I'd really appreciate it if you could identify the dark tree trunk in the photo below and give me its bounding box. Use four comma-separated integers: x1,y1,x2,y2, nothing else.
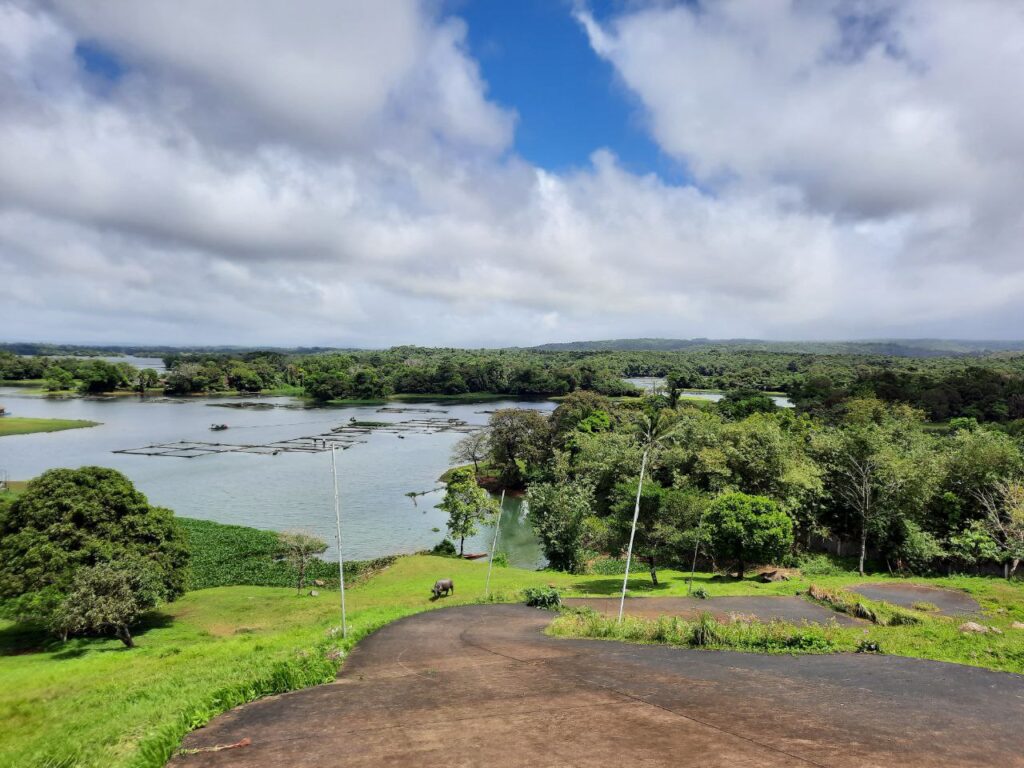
647,556,658,586
116,625,134,648
459,536,465,556
737,560,745,580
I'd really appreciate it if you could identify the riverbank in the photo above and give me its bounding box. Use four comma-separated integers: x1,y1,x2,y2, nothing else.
0,417,98,437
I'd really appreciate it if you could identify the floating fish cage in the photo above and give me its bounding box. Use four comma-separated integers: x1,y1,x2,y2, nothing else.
113,417,480,459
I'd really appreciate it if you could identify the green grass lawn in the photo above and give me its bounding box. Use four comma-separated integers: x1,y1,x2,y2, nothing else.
0,417,98,437
1,547,1022,768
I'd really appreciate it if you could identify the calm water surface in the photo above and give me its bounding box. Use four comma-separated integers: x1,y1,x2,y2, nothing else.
625,377,793,407
0,391,552,567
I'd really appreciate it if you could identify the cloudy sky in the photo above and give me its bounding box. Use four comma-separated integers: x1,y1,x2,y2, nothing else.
1,0,1022,347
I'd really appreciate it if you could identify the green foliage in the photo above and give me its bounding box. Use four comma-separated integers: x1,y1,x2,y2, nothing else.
716,388,779,419
797,554,857,576
692,586,710,599
523,586,561,608
436,468,498,555
550,611,839,655
178,517,391,589
488,408,552,486
0,468,188,629
704,492,794,578
52,560,165,647
430,538,458,557
492,551,509,568
526,479,594,573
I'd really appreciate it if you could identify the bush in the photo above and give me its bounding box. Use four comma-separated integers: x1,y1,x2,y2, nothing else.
0,467,188,630
704,492,794,579
692,586,710,600
430,538,458,558
492,551,509,568
523,586,561,609
798,553,856,576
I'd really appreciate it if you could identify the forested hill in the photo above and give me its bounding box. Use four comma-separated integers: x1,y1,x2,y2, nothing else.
533,338,1024,356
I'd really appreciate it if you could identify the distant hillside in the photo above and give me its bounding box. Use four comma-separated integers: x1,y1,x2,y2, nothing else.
532,338,1024,357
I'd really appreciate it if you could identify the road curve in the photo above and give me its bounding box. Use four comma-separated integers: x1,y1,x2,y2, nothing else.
173,604,1024,767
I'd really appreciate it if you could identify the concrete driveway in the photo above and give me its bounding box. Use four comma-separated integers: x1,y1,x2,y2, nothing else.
173,603,1024,767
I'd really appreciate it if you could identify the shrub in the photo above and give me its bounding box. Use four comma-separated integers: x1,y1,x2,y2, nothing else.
689,612,722,646
856,639,882,653
798,553,856,576
492,551,509,568
523,586,561,609
692,586,710,600
430,538,458,557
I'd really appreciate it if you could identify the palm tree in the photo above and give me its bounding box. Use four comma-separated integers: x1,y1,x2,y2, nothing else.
618,408,681,622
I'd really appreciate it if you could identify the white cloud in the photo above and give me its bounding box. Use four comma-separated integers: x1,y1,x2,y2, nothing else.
0,0,1022,346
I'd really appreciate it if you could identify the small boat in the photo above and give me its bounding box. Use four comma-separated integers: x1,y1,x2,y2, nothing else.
210,423,229,431
462,552,488,560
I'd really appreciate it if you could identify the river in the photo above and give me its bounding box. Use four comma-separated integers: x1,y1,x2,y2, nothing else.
0,390,552,568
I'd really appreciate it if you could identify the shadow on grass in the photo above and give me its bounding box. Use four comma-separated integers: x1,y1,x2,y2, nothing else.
0,610,175,657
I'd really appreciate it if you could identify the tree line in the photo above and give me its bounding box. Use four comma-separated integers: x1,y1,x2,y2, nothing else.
446,392,1024,581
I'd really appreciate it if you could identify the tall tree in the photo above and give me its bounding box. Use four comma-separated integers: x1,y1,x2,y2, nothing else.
276,531,328,594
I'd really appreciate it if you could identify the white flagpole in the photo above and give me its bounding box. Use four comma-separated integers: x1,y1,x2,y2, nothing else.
331,445,347,638
485,489,506,598
618,448,648,623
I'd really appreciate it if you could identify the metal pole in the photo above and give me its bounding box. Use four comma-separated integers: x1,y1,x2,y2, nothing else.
485,489,506,598
331,446,347,638
686,507,706,596
618,447,649,623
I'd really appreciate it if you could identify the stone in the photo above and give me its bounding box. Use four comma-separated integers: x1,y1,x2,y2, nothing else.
313,579,326,587
959,621,989,633
759,569,795,583
309,589,320,597
1011,621,1024,630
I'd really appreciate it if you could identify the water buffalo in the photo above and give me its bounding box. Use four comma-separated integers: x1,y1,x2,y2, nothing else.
431,579,454,599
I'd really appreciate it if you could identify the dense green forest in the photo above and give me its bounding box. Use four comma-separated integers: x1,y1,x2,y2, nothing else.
4,344,1024,427
464,392,1024,580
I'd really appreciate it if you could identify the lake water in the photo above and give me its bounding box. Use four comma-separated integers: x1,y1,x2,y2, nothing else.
624,377,793,407
0,390,553,568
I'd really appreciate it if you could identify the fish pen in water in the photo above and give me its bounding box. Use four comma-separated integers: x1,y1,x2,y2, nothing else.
113,417,480,459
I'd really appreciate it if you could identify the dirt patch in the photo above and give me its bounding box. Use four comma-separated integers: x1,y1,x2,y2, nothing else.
851,583,980,617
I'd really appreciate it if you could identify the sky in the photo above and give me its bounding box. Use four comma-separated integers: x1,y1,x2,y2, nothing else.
1,0,1023,348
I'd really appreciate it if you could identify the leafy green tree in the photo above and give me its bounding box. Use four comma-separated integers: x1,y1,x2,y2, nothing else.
436,468,498,555
135,368,161,393
601,482,704,584
946,520,999,572
550,391,613,447
526,479,594,573
977,479,1024,578
51,559,165,647
77,359,128,393
704,492,793,578
716,389,779,420
0,467,188,627
276,531,328,594
488,409,551,487
44,367,74,391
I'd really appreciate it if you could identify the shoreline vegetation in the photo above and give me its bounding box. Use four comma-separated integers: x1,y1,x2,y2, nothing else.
0,416,99,437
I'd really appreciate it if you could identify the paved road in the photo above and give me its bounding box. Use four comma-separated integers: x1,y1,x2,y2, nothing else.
174,604,1024,767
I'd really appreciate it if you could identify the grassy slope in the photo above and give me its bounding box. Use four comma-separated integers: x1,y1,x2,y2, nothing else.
0,417,98,437
0,556,576,768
